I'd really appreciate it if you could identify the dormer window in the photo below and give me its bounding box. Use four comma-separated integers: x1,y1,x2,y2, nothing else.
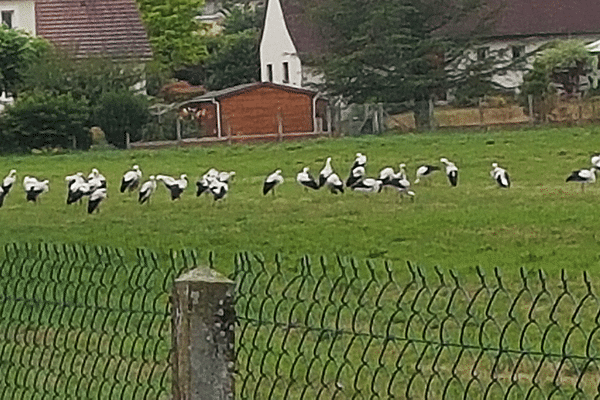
267,64,273,82
282,62,289,83
2,10,13,28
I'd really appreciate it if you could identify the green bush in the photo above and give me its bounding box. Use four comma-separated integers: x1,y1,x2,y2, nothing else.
0,92,91,152
93,91,150,149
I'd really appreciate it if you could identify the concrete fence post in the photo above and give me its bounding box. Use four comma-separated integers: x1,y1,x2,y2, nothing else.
172,267,236,400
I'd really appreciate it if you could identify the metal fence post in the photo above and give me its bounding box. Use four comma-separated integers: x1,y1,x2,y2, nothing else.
172,267,236,400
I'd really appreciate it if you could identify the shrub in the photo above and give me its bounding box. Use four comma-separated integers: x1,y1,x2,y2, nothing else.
0,92,91,152
93,91,150,149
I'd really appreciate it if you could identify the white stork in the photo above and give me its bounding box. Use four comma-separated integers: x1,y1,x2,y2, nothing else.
351,178,383,194
490,163,510,188
65,172,85,190
209,179,228,201
87,188,107,214
351,153,367,170
263,170,284,195
566,167,596,192
67,180,91,205
217,171,236,184
23,176,49,202
318,157,333,188
157,174,188,200
346,166,365,188
120,165,142,193
2,169,16,193
415,164,440,183
325,173,344,194
138,176,157,204
297,167,319,190
0,169,16,207
440,158,458,187
87,168,107,191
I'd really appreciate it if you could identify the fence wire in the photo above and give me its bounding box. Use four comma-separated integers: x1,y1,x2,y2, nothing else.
232,253,600,399
0,243,199,400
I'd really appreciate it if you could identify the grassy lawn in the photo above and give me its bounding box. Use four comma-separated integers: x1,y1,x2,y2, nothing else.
1,126,600,277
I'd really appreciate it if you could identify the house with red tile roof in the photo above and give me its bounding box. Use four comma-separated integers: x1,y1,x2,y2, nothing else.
260,0,600,93
0,0,152,109
0,0,152,60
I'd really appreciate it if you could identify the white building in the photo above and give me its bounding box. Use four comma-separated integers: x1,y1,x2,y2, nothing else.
260,0,600,94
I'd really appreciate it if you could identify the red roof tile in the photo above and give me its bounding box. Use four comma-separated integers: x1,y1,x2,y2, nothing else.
35,0,152,60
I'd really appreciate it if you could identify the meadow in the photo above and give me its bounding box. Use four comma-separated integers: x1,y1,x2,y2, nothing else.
1,126,600,278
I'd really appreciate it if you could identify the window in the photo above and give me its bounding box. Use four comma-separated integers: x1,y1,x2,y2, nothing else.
476,47,488,61
282,62,289,83
511,45,525,59
1,11,13,28
267,64,273,82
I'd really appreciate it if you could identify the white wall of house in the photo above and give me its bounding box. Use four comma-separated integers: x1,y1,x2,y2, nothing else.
260,0,302,87
475,36,600,93
0,0,36,34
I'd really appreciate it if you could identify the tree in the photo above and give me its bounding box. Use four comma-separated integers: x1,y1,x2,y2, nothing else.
93,91,150,149
308,0,499,127
522,40,595,99
0,25,48,97
1,92,91,152
175,2,262,89
136,0,208,73
19,49,146,107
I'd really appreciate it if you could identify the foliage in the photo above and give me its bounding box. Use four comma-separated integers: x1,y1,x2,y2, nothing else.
0,25,49,96
308,0,514,127
93,91,150,149
176,3,262,89
200,30,260,90
521,40,595,99
19,49,146,108
0,92,91,152
136,0,208,73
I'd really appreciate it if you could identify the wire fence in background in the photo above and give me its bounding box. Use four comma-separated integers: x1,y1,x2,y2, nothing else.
232,253,600,399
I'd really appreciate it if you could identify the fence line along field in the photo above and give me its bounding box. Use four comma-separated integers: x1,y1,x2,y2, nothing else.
1,126,600,276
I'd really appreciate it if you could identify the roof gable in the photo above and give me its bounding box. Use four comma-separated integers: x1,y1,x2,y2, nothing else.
35,0,153,60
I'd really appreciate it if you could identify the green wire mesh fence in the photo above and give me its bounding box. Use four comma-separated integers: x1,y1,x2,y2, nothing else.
232,253,600,400
0,243,200,400
3,242,600,399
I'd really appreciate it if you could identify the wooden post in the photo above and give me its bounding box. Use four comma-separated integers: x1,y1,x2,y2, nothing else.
528,94,534,126
172,267,236,400
176,118,182,142
428,99,435,131
326,104,332,135
478,97,485,129
125,132,130,149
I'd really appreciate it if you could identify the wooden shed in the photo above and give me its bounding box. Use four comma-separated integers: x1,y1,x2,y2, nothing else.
179,82,330,140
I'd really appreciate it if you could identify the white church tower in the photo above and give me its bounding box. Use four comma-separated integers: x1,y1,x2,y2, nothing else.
259,0,302,87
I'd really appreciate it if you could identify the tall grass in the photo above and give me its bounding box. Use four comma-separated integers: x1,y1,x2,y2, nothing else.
1,126,600,276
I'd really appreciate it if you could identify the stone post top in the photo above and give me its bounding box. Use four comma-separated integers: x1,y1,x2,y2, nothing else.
175,266,234,284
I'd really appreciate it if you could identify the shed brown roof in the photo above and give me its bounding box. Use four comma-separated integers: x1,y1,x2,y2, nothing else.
35,0,153,60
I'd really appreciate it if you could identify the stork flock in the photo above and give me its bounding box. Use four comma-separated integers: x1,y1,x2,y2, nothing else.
264,153,509,197
2,151,600,215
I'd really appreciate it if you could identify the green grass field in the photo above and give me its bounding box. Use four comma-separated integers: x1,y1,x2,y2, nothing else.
1,126,600,277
